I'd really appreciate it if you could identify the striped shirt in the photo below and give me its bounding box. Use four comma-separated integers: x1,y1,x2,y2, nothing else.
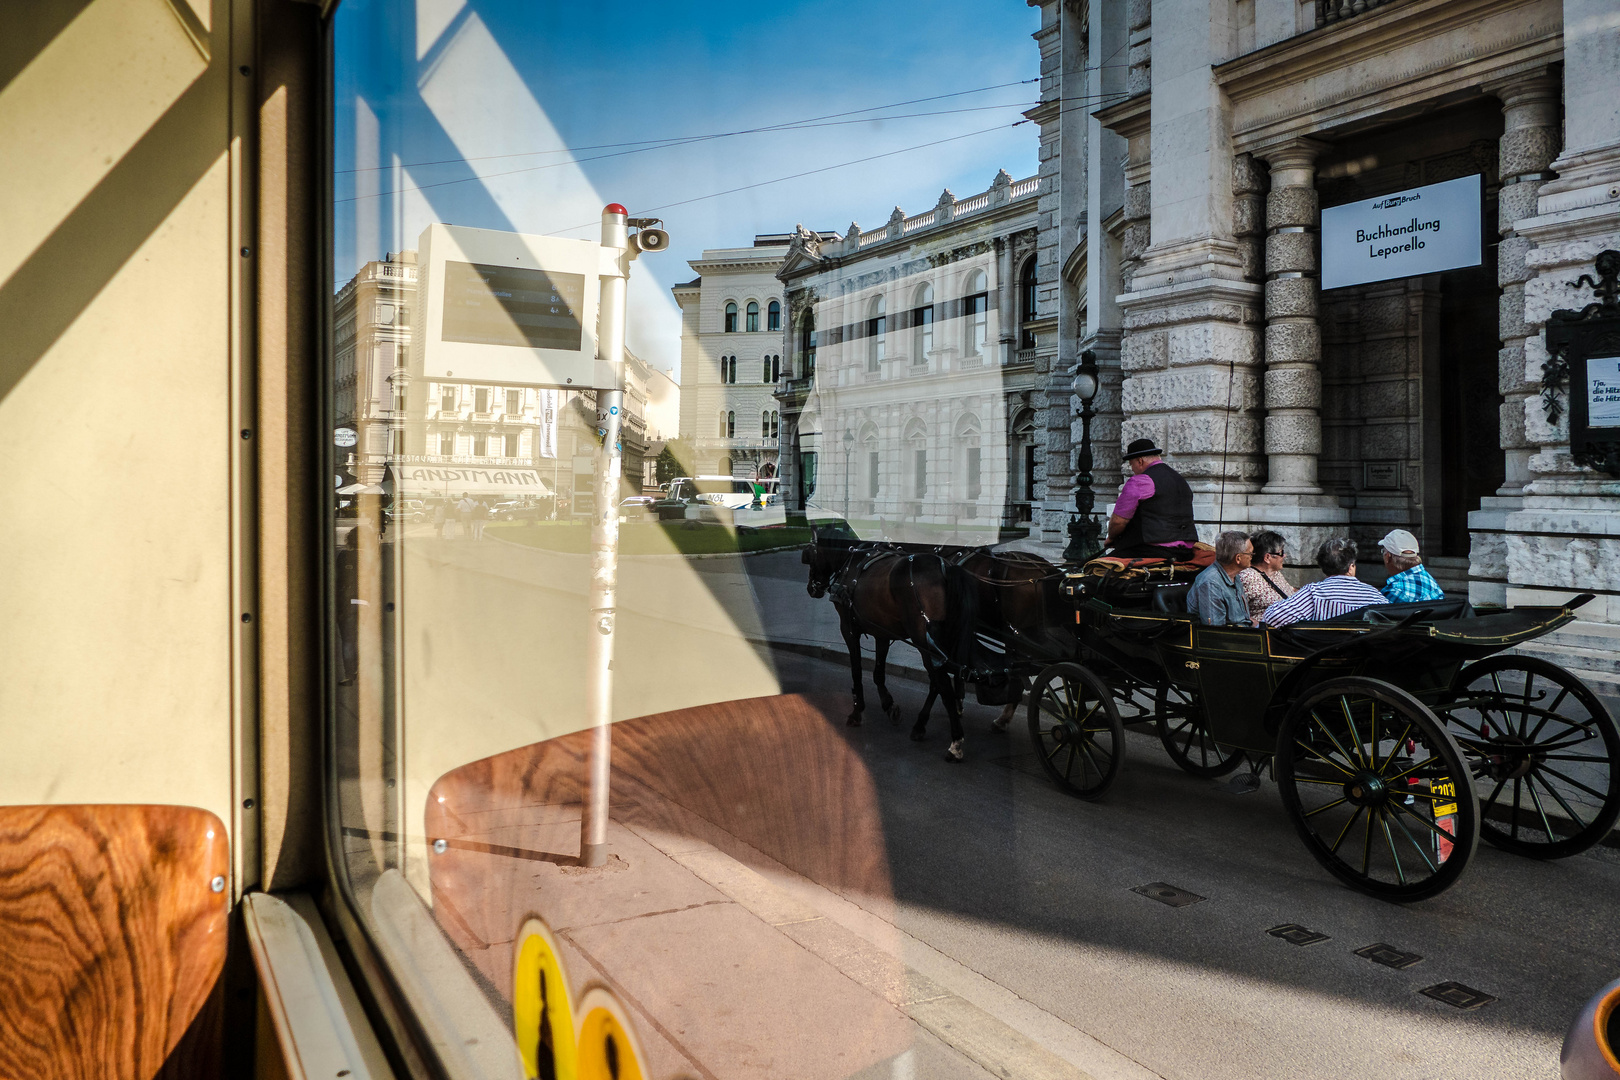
1260,574,1389,626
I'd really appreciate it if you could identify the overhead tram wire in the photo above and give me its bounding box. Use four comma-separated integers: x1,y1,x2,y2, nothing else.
336,75,1134,178
540,121,1034,238
335,87,1132,205
337,78,1044,175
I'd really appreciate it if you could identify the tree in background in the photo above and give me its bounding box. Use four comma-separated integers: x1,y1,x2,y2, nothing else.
655,439,695,485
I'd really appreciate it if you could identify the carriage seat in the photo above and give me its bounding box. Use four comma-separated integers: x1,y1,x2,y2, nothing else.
1151,582,1192,614
1319,597,1473,624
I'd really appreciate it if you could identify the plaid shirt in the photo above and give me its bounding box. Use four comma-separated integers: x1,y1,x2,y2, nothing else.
1382,564,1445,603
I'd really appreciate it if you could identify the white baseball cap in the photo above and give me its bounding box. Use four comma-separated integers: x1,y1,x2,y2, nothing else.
1379,529,1420,557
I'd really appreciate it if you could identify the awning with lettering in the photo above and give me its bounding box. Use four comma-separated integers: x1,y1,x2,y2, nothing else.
395,464,553,498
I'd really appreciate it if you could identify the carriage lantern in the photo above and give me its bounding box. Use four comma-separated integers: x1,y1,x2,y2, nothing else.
1063,349,1104,563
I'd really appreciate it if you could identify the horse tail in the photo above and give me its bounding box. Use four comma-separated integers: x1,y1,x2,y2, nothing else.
943,562,979,669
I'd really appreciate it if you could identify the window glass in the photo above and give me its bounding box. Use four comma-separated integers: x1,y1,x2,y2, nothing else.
328,6,1079,1079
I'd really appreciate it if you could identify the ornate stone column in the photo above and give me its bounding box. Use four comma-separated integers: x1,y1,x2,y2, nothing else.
1261,139,1327,495
1492,73,1561,495
1468,72,1560,606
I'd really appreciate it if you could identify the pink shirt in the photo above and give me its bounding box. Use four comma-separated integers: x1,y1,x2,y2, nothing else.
1113,470,1195,550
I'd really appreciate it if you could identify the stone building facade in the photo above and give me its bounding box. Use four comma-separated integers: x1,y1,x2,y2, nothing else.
1033,0,1620,678
672,240,791,480
774,171,1042,543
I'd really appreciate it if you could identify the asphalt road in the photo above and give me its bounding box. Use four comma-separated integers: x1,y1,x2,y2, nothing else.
368,534,1620,1079
731,549,1620,1080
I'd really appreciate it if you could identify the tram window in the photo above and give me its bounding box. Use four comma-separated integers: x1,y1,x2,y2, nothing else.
326,6,1116,1080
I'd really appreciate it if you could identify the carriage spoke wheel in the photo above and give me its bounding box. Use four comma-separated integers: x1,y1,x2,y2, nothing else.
1155,684,1244,778
1027,663,1125,800
1438,655,1620,859
1276,677,1478,902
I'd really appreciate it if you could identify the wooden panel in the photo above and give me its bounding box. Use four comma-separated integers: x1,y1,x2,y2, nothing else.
426,693,890,901
0,805,230,1080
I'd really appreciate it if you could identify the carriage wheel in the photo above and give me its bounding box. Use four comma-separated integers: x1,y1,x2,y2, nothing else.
1438,655,1620,859
1276,677,1478,902
1154,684,1245,778
1027,663,1125,800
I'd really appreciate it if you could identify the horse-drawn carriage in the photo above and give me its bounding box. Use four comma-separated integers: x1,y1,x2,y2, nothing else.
805,534,1620,901
1025,562,1620,900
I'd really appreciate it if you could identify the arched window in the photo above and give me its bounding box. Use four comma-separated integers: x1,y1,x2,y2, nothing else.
771,354,781,381
719,411,728,437
955,413,983,502
727,411,736,438
867,295,886,372
964,270,988,360
728,355,737,383
745,300,759,333
905,418,928,499
800,314,817,375
762,411,771,438
912,283,934,365
762,356,771,382
724,301,738,333
1019,256,1037,350
861,422,881,499
767,299,781,332
771,410,779,439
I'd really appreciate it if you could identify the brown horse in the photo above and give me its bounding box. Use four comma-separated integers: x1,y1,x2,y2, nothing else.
804,541,978,760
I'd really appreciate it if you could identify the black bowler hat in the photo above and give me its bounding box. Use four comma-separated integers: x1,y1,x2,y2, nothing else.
1123,438,1163,460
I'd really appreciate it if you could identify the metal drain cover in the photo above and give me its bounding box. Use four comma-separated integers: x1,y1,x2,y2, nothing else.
1420,982,1496,1010
1131,882,1206,907
1356,943,1423,969
1268,923,1330,946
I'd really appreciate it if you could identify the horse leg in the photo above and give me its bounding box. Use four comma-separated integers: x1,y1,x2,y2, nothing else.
840,610,866,726
872,637,900,724
992,678,1025,733
911,658,939,741
943,671,967,763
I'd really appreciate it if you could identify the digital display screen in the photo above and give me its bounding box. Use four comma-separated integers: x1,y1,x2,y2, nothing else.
440,260,584,351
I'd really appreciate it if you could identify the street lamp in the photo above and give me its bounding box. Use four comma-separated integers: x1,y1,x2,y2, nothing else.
843,428,855,518
1063,349,1103,564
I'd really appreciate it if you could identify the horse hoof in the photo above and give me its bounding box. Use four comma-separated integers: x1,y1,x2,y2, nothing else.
990,718,1011,733
945,740,965,763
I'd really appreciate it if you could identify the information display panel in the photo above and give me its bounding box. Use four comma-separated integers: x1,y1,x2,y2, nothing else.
414,223,616,388
1320,175,1483,290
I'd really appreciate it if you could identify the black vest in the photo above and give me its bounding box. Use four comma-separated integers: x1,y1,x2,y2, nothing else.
1114,462,1197,548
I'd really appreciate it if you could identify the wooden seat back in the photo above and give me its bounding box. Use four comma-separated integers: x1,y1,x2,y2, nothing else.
0,805,230,1080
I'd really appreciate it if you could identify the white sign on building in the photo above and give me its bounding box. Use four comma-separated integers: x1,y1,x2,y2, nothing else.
1587,356,1620,429
1320,174,1483,290
413,223,622,388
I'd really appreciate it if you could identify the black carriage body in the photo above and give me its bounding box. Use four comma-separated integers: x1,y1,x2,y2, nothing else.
1075,595,1582,755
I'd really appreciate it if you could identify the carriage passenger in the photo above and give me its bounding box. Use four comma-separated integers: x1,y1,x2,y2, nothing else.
1186,531,1255,625
1260,538,1388,626
1377,529,1445,602
1237,529,1295,620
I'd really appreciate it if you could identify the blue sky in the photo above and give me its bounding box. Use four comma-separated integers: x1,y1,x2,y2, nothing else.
333,0,1042,372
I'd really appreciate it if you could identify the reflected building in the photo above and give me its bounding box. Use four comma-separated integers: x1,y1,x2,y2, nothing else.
334,248,651,511
775,171,1042,543
673,239,792,479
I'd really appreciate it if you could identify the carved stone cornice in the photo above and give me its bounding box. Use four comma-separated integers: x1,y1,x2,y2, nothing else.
1213,0,1561,154
1023,100,1061,127
1093,92,1150,140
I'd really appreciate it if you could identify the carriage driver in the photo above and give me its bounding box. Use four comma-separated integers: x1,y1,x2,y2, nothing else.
1105,438,1200,560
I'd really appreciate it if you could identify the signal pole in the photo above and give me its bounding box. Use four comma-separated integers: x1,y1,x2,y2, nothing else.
580,204,629,868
